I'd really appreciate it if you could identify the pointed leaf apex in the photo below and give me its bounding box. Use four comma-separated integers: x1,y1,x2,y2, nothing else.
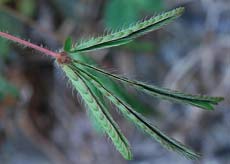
64,37,73,52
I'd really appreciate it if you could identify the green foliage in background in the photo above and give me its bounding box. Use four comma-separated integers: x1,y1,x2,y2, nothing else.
0,1,35,102
104,0,163,53
17,0,36,17
0,0,11,4
0,0,36,58
0,0,36,17
104,0,164,29
0,75,19,102
0,12,23,59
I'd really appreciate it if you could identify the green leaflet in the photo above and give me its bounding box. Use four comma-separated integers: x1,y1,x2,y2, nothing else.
64,37,73,52
74,64,200,159
68,52,113,132
61,64,132,160
72,7,184,52
72,60,224,110
69,53,154,115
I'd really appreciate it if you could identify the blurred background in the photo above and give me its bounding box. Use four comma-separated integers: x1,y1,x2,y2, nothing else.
0,0,229,164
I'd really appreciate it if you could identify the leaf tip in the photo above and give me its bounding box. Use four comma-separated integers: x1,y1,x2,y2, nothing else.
64,37,73,52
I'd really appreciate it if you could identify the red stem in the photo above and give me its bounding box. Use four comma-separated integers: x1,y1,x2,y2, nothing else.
0,31,61,58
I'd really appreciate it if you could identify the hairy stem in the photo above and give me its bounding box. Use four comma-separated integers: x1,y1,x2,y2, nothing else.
0,31,60,58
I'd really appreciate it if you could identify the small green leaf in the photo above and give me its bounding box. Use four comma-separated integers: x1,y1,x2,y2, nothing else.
72,7,184,52
64,37,72,52
72,60,224,111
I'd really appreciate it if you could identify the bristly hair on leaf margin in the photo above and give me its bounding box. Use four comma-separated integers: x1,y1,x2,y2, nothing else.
57,7,224,160
56,6,225,160
70,7,185,53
